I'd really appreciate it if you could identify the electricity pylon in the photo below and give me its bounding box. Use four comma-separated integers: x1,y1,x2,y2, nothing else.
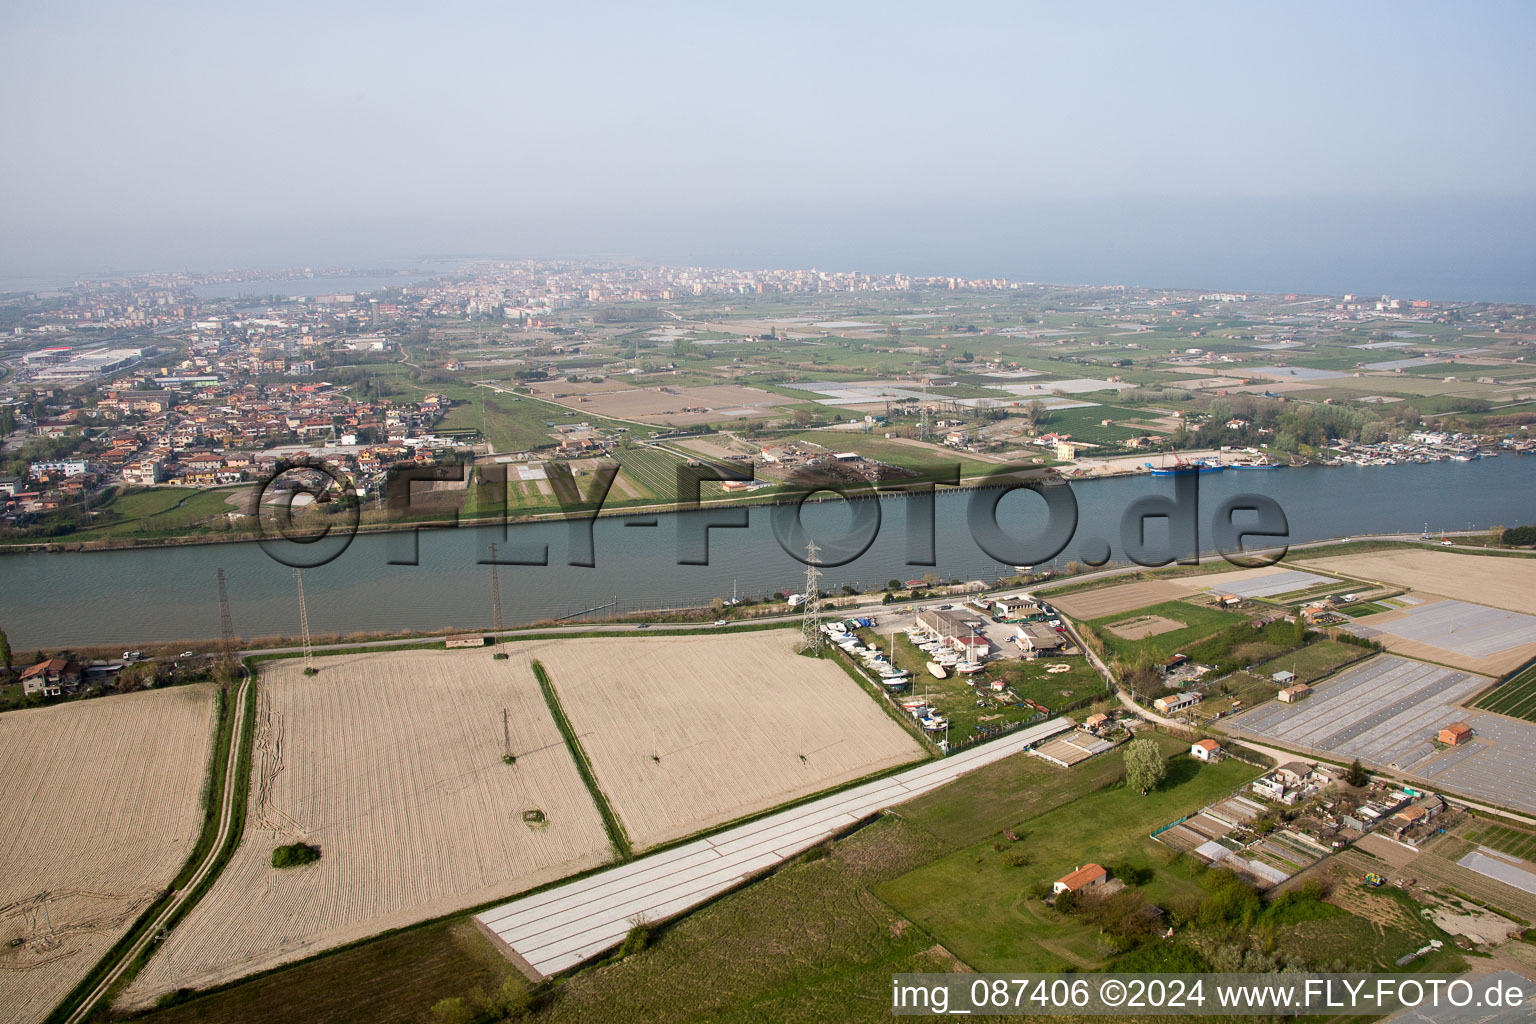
800,539,824,653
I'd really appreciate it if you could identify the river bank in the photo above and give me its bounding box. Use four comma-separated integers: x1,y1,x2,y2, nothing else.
6,445,1529,557
3,458,1533,649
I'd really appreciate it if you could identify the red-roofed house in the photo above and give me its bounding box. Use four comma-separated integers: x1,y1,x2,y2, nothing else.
1053,863,1108,895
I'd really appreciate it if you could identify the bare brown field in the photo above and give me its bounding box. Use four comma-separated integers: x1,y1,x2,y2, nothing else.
1050,580,1188,620
1298,550,1536,615
530,631,928,850
0,686,218,1024
536,384,790,424
1104,614,1185,640
124,650,610,1008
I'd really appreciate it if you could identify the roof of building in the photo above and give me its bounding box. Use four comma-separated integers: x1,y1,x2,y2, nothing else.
20,657,71,679
1193,739,1221,752
1056,863,1108,890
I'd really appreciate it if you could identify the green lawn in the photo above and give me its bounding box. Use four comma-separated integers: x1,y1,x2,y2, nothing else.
893,731,1189,848
874,755,1261,972
54,486,251,543
1088,600,1244,663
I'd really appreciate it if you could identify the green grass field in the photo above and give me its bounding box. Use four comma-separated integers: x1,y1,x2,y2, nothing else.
57,486,251,542
434,386,598,452
783,431,1003,479
1473,661,1536,722
1251,639,1370,685
1088,600,1244,663
135,919,518,1024
1340,601,1393,617
874,755,1260,972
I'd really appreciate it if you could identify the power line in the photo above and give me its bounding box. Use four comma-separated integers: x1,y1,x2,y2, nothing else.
295,568,314,673
489,543,505,655
216,567,237,659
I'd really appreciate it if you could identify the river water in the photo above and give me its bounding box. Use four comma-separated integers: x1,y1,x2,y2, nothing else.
3,459,1533,649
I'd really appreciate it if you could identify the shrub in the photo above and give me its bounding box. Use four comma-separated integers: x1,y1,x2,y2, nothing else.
429,997,475,1024
1197,869,1263,930
1107,860,1152,886
799,842,832,864
271,841,321,869
619,924,651,957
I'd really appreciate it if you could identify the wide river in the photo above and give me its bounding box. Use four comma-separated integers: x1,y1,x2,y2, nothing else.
3,459,1533,649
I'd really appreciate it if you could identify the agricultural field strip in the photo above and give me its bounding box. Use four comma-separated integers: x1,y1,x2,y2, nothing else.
474,717,1073,978
1351,600,1536,658
1296,551,1536,616
1171,566,1336,599
1477,673,1536,720
1229,656,1484,768
1455,850,1536,897
534,633,926,850
0,687,217,1024
1411,712,1536,817
124,650,612,1008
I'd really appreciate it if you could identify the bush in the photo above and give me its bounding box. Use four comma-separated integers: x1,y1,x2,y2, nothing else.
619,924,651,957
1197,869,1263,930
1107,860,1152,886
799,842,832,864
271,842,322,869
430,997,475,1024
430,977,534,1024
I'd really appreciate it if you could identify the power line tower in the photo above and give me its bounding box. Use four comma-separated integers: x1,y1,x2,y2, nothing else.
799,539,824,653
294,568,314,673
216,568,237,659
489,543,506,657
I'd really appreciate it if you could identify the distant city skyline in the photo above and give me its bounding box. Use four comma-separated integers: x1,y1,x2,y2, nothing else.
3,2,1534,300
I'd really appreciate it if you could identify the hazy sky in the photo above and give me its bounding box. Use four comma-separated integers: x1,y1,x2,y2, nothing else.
3,2,1534,296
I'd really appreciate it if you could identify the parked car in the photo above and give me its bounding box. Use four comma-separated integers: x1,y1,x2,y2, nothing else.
713,619,728,626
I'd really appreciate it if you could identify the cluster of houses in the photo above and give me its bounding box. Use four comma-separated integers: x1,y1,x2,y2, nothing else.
2,373,477,524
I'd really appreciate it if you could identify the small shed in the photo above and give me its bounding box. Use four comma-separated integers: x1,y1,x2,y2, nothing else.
1271,669,1297,684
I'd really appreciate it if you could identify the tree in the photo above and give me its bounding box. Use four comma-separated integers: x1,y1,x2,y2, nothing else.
0,627,10,675
1124,738,1167,795
1346,758,1368,787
